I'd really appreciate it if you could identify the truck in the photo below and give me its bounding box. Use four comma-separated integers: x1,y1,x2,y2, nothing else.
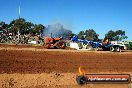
71,35,126,52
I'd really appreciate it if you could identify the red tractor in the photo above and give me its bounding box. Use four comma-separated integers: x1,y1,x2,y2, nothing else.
45,37,66,49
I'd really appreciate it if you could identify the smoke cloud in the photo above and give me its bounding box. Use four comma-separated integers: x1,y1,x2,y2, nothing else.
43,23,72,38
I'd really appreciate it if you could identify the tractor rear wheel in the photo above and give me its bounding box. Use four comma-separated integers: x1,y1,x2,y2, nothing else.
55,41,66,49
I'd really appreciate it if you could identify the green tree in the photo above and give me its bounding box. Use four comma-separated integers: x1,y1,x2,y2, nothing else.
33,24,45,35
85,29,99,41
0,21,8,31
8,18,45,35
78,30,85,39
24,22,34,34
78,29,99,41
104,30,115,41
104,30,128,41
8,18,26,34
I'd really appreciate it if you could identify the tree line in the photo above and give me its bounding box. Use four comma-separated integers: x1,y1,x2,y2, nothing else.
78,29,128,41
0,18,128,41
0,18,45,35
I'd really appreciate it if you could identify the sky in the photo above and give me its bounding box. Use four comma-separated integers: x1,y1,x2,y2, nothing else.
0,0,132,40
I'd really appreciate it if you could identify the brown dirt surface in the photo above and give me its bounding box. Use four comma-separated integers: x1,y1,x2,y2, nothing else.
0,44,132,88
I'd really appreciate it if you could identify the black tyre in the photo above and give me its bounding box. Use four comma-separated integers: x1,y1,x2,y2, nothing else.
115,46,121,52
110,46,114,52
55,40,66,49
110,45,121,52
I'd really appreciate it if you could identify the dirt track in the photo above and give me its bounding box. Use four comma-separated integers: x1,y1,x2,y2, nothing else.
0,44,132,88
